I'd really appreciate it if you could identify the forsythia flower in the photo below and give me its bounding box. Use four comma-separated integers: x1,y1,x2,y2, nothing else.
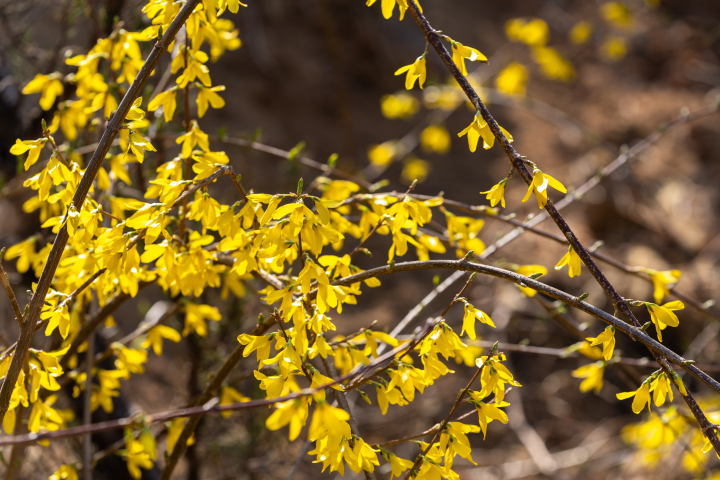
461,301,495,340
555,246,582,277
177,121,210,158
381,93,419,119
142,325,182,355
522,168,566,209
395,56,426,90
420,125,451,154
480,178,507,208
601,1,634,29
450,41,487,76
22,73,64,110
505,18,549,46
366,0,421,21
265,398,309,440
617,381,652,414
511,264,547,297
645,300,684,342
599,37,627,63
10,138,46,170
569,21,593,45
472,397,510,439
219,385,251,418
196,85,226,117
496,62,528,96
147,88,178,122
572,362,605,394
458,113,513,152
646,269,681,304
531,47,576,82
49,465,78,480
586,325,615,361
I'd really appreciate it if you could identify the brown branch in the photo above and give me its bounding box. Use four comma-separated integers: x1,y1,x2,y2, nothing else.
404,0,720,454
308,259,720,394
0,0,202,427
0,249,23,327
0,316,438,449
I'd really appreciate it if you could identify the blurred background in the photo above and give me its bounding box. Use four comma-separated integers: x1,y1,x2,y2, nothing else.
1,0,720,479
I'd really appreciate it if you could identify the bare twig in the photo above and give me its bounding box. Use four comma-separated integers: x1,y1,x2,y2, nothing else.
0,249,23,327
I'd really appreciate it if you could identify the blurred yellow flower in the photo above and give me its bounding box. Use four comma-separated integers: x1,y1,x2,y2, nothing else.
602,2,634,29
420,125,451,154
599,36,628,62
496,62,528,96
381,93,419,119
505,18,549,46
532,47,575,82
368,141,396,166
569,21,593,45
401,157,431,185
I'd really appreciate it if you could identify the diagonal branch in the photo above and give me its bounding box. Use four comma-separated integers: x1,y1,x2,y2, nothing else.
404,0,720,454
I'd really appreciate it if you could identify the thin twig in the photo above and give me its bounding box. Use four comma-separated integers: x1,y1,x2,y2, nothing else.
0,249,23,327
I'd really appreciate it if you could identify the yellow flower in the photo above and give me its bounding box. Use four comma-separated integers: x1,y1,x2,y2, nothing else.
496,62,527,96
617,381,652,414
125,96,146,121
522,168,567,209
265,398,309,440
176,49,212,88
569,21,593,45
451,41,487,76
10,138,47,170
420,125,451,154
126,131,157,163
196,85,226,117
458,113,513,152
599,37,627,63
511,264,547,297
601,2,634,29
167,418,195,453
147,88,178,122
219,385,251,418
473,400,509,439
400,157,430,185
49,464,78,480
650,374,674,407
645,300,684,342
366,0,421,21
461,302,495,340
22,73,64,110
176,121,210,158
381,451,414,480
531,47,575,82
586,325,615,361
395,55,426,90
572,361,605,394
124,438,153,479
5,237,36,274
381,93,419,119
505,18,549,46
480,178,507,208
142,325,181,356
647,269,681,304
183,303,222,337
368,141,396,166
555,245,582,278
